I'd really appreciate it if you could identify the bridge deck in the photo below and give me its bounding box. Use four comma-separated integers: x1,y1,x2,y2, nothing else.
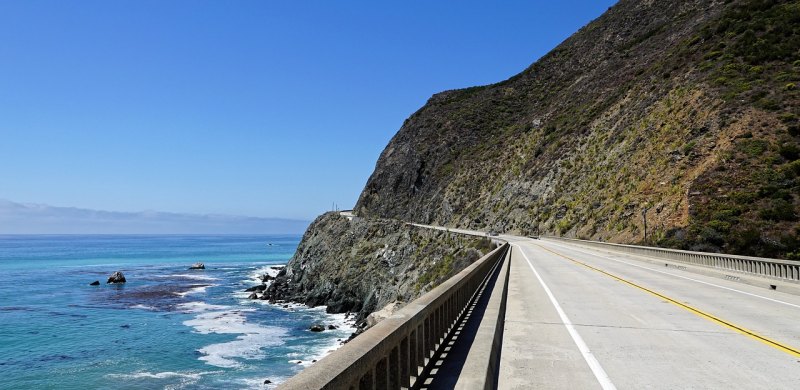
498,236,800,389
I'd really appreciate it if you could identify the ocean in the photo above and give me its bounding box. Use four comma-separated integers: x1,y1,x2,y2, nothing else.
0,235,354,389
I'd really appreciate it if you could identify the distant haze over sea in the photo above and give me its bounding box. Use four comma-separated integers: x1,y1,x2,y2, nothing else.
0,199,310,234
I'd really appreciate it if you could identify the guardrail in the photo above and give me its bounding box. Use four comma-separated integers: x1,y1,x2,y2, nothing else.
454,246,511,390
278,243,510,390
542,236,800,283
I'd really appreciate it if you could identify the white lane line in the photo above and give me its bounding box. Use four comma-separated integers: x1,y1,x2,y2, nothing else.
514,244,617,390
543,241,800,310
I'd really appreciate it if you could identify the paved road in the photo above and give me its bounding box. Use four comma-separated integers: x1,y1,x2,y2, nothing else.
404,220,800,387
499,235,800,389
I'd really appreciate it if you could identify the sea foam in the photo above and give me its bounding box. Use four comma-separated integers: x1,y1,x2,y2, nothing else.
180,302,288,368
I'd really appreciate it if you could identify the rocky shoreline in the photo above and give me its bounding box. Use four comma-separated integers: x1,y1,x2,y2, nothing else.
261,212,494,336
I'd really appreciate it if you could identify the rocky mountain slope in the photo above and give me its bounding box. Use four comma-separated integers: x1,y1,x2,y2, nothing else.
267,0,799,330
265,213,494,325
356,0,800,259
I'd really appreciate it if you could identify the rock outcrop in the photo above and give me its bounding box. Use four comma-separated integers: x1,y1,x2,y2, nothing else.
188,263,205,270
309,324,325,332
366,301,404,328
106,271,126,284
244,284,267,292
265,213,493,325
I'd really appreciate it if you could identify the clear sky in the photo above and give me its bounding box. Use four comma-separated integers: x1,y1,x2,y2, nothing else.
0,0,616,221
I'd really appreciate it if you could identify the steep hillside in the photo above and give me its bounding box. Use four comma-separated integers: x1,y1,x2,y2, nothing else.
265,213,494,325
356,0,800,259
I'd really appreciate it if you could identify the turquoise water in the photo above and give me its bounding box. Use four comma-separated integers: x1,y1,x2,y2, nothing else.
0,235,354,389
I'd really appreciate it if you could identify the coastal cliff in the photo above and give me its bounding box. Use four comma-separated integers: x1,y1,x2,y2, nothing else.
265,213,493,326
356,0,800,259
270,0,800,328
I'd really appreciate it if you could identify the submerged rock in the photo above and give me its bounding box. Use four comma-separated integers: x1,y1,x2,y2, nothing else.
244,284,266,292
89,281,100,286
263,379,272,384
309,324,325,332
188,262,205,270
327,324,337,330
247,292,259,299
106,271,126,284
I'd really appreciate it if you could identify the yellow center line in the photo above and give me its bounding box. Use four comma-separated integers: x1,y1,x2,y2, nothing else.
533,243,800,358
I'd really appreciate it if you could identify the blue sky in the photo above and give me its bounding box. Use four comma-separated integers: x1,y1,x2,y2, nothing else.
0,0,616,222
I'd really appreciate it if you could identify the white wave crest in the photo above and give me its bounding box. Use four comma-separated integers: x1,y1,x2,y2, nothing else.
174,285,210,297
177,301,229,312
165,274,219,281
107,370,216,380
182,304,288,368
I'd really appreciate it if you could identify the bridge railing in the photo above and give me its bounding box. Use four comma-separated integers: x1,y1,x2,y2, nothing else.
278,243,510,390
542,236,800,283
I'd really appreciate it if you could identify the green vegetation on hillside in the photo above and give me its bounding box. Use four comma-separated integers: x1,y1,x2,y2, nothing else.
356,0,800,259
657,0,800,258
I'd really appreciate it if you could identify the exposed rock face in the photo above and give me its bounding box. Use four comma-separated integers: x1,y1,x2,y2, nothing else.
188,263,205,270
107,271,126,284
244,284,266,292
353,0,800,259
309,324,325,332
366,301,404,328
265,213,492,324
260,274,274,282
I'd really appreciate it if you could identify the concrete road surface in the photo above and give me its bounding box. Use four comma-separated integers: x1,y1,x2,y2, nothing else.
498,236,800,389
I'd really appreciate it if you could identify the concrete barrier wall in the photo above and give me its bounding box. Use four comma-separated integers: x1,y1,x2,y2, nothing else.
278,243,510,390
454,247,511,390
542,236,800,283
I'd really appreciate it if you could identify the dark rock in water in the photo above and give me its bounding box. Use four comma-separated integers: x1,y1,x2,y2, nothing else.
260,274,274,282
309,324,325,332
312,359,317,363
107,271,126,284
296,360,302,364
244,284,267,292
247,292,259,299
188,262,205,270
270,265,284,270
120,324,130,329
259,294,269,300
89,281,100,286
263,379,272,384
327,324,337,330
